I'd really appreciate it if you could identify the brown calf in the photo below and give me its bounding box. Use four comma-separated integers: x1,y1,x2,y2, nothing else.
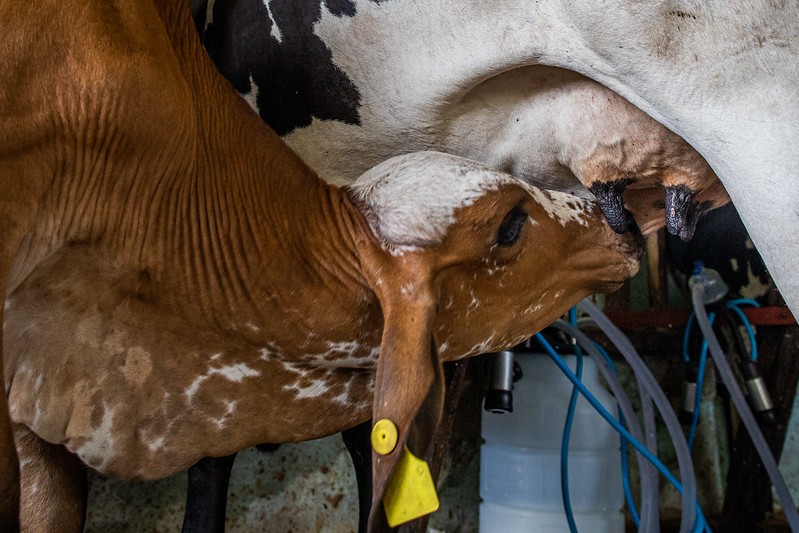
0,0,641,530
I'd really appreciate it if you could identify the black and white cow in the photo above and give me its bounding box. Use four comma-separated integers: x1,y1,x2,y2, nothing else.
193,0,799,313
193,0,730,240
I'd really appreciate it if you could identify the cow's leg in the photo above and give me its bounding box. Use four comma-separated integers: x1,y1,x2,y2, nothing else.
0,236,23,531
0,313,18,531
0,167,55,531
342,420,372,533
14,425,87,533
180,444,286,533
181,453,238,533
181,428,373,533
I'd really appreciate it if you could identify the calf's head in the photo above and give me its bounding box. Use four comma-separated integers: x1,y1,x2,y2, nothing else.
346,151,642,527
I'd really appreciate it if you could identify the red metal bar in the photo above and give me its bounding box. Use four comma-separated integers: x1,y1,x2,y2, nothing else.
603,306,796,330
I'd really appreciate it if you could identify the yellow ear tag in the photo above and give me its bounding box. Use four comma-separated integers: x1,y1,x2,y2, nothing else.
372,418,399,455
382,446,440,527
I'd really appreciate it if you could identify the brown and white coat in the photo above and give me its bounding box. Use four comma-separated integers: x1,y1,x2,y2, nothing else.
0,1,642,530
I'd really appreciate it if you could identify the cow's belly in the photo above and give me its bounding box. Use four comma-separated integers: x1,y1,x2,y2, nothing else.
7,351,373,480
3,250,376,480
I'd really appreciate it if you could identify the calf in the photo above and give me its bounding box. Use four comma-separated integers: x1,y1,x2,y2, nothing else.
0,0,641,530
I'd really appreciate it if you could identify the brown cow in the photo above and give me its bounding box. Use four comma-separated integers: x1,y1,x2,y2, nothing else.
0,0,642,530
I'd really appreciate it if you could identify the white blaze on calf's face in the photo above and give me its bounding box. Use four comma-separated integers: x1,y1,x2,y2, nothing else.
349,151,518,249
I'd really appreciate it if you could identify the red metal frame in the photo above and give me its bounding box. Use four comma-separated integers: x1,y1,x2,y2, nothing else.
603,307,795,330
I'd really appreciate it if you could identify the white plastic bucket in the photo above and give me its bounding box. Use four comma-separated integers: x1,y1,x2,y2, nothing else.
480,353,624,533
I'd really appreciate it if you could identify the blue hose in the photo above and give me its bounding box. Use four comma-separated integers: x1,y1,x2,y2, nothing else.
555,322,650,529
535,333,711,532
560,346,582,533
724,301,759,362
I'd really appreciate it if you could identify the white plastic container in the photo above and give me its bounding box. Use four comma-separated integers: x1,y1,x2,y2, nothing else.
480,353,624,533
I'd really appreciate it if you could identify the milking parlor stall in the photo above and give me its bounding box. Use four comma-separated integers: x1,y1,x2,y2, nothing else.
2,0,799,532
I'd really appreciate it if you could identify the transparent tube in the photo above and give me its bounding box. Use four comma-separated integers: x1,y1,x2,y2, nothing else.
639,383,660,532
578,317,659,496
579,299,699,533
551,321,659,533
691,285,799,531
578,316,660,532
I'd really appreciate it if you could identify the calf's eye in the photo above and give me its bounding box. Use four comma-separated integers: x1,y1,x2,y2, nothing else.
496,206,528,247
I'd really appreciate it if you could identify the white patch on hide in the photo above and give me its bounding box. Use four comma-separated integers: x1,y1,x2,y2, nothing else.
730,258,739,272
520,183,592,227
305,341,378,367
262,0,283,43
331,380,352,404
242,74,260,114
524,303,543,315
467,292,479,313
210,400,238,430
740,263,771,299
537,290,550,302
349,152,515,247
209,363,260,382
289,376,332,399
282,361,309,378
185,375,208,401
257,342,282,361
76,403,116,470
184,362,261,401
319,340,360,357
468,335,496,356
282,362,334,399
145,436,165,453
388,244,422,257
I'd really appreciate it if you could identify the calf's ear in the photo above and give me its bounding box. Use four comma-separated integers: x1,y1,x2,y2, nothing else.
367,280,445,530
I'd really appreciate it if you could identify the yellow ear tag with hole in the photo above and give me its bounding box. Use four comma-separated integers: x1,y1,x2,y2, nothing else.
382,446,440,527
371,419,399,455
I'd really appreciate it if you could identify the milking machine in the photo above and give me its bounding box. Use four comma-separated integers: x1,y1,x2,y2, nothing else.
688,265,799,531
484,350,518,414
479,270,799,532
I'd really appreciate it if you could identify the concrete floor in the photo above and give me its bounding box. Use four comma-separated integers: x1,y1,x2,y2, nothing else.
85,435,481,532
